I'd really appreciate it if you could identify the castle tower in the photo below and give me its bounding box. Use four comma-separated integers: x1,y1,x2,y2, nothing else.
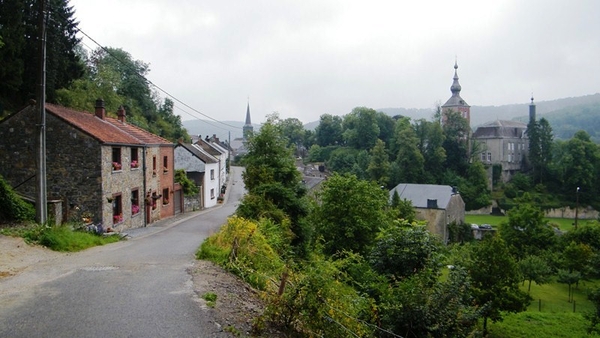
441,60,471,125
242,100,253,140
529,96,536,123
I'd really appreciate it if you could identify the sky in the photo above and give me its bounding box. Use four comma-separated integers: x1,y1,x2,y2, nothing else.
70,0,600,125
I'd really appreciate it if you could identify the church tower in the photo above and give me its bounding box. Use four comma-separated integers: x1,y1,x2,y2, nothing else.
442,61,471,126
243,100,253,140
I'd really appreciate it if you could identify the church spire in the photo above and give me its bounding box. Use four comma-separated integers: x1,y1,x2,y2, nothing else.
243,98,253,140
441,59,470,126
244,99,252,126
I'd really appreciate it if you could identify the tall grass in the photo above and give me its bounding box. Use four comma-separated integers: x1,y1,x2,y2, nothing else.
3,224,122,252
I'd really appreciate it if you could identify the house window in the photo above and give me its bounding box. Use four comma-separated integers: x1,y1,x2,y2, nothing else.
112,147,122,171
211,188,215,199
131,189,140,215
151,192,158,210
210,169,215,180
162,188,169,205
131,148,139,169
112,194,123,224
481,152,486,161
152,156,157,175
163,156,168,172
487,153,491,162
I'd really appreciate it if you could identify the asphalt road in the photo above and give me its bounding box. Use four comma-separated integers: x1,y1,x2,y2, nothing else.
0,167,246,338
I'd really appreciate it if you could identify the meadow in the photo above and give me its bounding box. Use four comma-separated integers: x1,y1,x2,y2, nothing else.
465,214,588,232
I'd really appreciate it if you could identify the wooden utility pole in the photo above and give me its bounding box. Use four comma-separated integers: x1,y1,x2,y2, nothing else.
35,0,48,224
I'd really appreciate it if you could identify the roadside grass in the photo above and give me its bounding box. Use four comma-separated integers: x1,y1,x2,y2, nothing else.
201,292,217,308
0,223,121,252
465,214,587,232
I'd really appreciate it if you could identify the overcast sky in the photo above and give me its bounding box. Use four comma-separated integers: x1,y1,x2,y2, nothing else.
70,0,599,125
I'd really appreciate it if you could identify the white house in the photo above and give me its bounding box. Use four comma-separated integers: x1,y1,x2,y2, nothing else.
174,141,220,208
196,137,228,192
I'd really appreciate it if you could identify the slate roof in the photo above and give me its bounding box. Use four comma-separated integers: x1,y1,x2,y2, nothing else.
472,120,527,139
389,183,458,210
46,103,172,146
195,138,225,156
176,142,218,164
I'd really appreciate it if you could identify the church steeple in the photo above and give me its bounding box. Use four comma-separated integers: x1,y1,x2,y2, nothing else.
441,59,471,126
243,99,253,139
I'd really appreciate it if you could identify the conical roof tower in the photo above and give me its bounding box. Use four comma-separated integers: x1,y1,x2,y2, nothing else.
442,60,471,125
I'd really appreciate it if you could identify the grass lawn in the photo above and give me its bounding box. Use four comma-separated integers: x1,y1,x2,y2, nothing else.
485,279,600,337
464,214,590,232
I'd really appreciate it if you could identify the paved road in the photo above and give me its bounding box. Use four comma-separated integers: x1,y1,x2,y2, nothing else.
0,167,246,338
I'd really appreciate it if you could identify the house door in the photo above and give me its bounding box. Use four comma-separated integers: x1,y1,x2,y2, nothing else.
174,190,182,214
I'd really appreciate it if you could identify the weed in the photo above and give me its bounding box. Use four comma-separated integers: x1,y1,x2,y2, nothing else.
202,292,217,307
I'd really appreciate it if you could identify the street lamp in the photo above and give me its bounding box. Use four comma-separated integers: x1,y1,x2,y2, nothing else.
575,187,580,229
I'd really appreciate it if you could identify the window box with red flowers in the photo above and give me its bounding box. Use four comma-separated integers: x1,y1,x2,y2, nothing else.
131,160,139,169
112,162,122,171
131,204,140,215
113,214,123,224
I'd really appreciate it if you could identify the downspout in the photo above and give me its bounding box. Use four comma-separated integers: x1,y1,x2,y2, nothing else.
142,145,147,227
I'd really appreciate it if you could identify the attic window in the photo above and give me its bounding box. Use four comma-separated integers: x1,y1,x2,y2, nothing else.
112,147,122,171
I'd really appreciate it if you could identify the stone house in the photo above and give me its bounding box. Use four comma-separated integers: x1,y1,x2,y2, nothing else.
174,141,220,209
0,100,175,230
389,183,465,243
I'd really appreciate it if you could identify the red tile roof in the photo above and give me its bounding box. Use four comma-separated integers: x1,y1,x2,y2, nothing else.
46,103,172,146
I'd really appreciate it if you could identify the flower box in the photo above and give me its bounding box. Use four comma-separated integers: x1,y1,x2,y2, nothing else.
131,204,140,214
131,160,139,169
112,162,122,171
113,214,123,224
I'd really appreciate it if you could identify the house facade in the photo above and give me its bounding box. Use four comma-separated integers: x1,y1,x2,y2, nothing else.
472,119,528,183
174,142,220,208
0,100,175,230
389,183,465,243
196,137,228,192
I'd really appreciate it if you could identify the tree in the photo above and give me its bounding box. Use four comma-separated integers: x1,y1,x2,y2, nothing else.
528,117,554,184
342,107,380,150
518,255,552,292
312,173,389,256
499,194,557,259
315,114,343,146
392,123,425,184
442,110,471,176
366,139,390,187
458,160,491,210
369,225,441,279
462,236,531,335
240,114,309,248
415,119,446,184
0,0,84,112
276,117,305,149
586,287,600,333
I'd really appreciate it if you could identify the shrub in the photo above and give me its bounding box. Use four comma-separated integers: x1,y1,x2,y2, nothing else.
23,224,120,251
0,174,35,222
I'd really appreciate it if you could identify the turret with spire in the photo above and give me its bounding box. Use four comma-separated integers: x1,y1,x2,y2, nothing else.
442,60,471,126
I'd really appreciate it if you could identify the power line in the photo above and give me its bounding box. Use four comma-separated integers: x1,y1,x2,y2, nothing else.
70,20,241,131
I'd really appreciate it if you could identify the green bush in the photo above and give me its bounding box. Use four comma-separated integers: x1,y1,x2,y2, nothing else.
23,224,120,251
0,174,35,222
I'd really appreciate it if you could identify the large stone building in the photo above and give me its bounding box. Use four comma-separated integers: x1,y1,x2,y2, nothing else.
472,99,534,182
0,100,175,230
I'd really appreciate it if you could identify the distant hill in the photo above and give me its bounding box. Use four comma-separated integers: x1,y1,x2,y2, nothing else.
184,94,600,142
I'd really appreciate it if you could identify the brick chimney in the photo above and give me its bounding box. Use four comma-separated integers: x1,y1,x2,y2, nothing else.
95,99,106,119
117,105,126,123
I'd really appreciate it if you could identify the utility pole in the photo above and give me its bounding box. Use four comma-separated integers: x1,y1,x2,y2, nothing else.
575,187,580,229
35,0,48,224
